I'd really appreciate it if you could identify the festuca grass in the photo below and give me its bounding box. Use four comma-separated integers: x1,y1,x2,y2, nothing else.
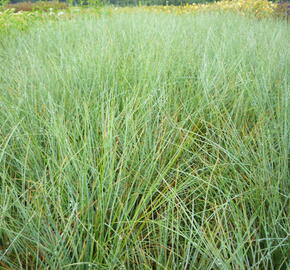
0,11,289,270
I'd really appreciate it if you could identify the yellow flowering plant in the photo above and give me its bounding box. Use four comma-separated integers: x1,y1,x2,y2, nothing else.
113,0,278,18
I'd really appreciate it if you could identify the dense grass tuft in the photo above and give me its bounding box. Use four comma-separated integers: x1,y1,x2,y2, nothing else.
0,12,289,269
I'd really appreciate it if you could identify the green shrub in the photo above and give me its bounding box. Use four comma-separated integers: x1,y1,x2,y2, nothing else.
0,0,9,8
0,9,41,36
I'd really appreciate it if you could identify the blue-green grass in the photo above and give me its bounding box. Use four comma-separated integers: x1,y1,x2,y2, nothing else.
0,11,289,269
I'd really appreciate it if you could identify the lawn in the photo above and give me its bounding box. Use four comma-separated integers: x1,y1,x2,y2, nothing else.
0,7,289,270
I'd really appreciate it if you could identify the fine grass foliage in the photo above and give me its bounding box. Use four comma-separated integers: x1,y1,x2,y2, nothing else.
0,11,289,269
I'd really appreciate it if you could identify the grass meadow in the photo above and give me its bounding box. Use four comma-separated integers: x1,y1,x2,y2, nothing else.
0,9,289,270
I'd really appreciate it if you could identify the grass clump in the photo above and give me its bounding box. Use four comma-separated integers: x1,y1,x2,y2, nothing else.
0,11,289,269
